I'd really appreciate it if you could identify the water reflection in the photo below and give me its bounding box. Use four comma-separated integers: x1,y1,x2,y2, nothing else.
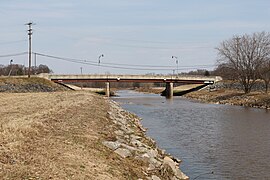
113,90,270,179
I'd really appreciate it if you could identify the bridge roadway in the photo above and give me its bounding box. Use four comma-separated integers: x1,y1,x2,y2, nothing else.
38,73,222,98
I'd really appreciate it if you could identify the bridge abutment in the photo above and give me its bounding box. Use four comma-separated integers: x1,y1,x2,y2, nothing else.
165,82,173,99
105,82,110,97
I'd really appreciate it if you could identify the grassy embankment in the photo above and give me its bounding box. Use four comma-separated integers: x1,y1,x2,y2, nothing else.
0,91,147,179
0,77,145,179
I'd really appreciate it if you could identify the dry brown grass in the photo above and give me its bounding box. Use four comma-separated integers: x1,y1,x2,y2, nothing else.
0,91,147,179
185,89,270,109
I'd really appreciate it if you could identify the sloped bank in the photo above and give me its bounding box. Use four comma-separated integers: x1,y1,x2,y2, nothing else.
104,100,189,180
184,89,270,109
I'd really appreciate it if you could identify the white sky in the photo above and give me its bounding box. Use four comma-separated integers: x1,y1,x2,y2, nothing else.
0,0,270,74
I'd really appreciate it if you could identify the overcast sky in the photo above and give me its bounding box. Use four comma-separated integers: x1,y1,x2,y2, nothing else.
0,0,270,74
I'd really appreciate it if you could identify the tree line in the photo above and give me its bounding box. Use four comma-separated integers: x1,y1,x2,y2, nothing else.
0,64,52,76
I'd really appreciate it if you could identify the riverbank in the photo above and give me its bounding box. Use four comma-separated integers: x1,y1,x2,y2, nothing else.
184,89,270,109
134,84,270,109
0,91,188,179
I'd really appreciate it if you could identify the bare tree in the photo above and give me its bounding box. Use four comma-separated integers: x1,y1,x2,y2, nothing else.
216,32,270,93
259,59,270,93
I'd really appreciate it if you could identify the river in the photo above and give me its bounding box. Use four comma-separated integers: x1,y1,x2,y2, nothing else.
112,90,270,180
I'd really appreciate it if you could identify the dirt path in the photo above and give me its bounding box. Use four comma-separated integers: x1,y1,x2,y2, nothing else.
0,92,146,179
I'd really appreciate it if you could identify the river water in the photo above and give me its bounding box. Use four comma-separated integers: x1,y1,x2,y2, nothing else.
112,90,270,180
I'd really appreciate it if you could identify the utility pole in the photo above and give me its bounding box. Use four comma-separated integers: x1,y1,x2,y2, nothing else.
25,22,35,78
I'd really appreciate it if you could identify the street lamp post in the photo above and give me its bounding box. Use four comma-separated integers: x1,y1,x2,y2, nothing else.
172,56,179,75
98,54,104,66
8,59,13,76
98,54,104,74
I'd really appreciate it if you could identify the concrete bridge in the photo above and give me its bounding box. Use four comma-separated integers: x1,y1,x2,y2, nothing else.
39,73,222,98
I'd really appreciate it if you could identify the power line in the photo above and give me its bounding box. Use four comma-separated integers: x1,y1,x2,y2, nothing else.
69,60,213,71
35,52,172,71
0,52,28,58
34,52,91,63
96,61,215,68
0,39,27,45
34,52,215,71
34,52,214,68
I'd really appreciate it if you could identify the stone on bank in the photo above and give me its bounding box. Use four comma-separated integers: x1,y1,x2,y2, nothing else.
102,100,189,180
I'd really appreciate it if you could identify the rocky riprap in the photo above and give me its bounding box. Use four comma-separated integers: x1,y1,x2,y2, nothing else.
0,83,60,92
103,100,189,180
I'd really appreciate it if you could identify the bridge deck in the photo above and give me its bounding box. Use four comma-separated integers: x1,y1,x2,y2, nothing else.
38,74,222,84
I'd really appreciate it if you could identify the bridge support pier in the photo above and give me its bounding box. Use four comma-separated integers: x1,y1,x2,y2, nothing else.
105,82,110,97
165,82,173,99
